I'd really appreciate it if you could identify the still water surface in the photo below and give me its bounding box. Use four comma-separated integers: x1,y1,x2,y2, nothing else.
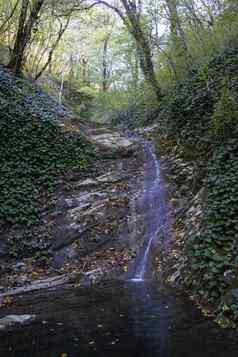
0,280,238,357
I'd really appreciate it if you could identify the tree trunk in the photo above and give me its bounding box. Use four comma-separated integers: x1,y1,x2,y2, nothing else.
120,0,162,101
0,0,21,34
95,0,162,100
102,35,110,92
165,0,189,55
35,16,70,80
128,19,161,100
8,0,45,76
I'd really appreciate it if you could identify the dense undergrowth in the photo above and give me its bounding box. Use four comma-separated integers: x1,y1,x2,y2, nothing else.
0,67,95,229
158,46,238,147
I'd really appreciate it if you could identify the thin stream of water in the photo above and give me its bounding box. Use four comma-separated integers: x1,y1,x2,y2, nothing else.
132,140,170,281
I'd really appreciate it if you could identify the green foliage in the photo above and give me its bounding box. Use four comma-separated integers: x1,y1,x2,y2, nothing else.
60,80,95,120
157,47,238,151
157,0,238,85
95,83,159,128
184,140,238,324
0,68,95,227
212,86,238,140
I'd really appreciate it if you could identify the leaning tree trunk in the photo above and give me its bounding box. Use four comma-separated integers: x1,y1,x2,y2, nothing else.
165,0,191,61
35,16,70,80
8,0,45,76
8,0,29,75
120,0,162,101
136,31,161,100
0,0,21,34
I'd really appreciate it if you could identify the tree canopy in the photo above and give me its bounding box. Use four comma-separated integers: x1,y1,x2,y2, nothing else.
0,0,236,108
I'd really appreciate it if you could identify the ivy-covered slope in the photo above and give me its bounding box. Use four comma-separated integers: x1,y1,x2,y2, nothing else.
186,140,238,327
155,46,238,327
0,67,95,228
158,46,238,150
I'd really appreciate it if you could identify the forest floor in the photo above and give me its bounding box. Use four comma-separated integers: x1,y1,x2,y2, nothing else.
0,122,148,305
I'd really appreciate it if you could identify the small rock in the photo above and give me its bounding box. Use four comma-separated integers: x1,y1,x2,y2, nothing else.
15,262,26,271
0,315,36,330
224,270,236,284
111,339,119,345
65,199,75,209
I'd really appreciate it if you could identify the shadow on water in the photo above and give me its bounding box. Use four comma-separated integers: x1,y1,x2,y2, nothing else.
1,139,238,356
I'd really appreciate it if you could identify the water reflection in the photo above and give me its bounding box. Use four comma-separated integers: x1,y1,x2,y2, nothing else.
0,280,238,357
127,281,170,357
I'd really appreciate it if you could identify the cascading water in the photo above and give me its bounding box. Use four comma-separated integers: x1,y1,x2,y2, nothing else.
131,140,171,282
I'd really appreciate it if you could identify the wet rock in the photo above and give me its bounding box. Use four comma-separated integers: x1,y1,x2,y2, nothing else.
0,315,36,330
66,200,91,212
135,124,159,138
82,268,104,285
90,132,138,157
76,178,99,187
224,270,236,284
65,198,78,209
96,172,128,184
91,133,134,149
15,262,26,271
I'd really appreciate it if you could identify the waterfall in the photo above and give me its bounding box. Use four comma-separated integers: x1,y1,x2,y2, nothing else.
131,140,170,282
